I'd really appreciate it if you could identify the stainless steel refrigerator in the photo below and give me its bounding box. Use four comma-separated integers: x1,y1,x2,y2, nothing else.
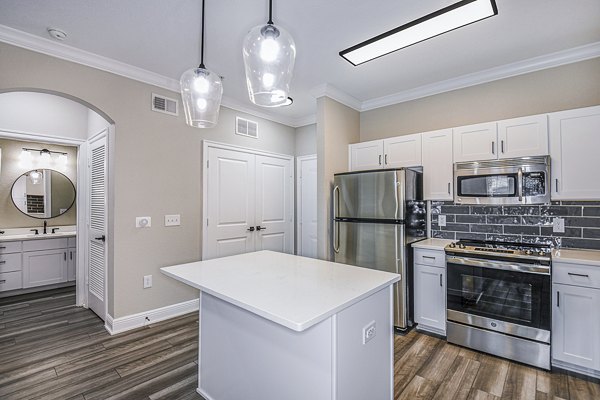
332,168,426,330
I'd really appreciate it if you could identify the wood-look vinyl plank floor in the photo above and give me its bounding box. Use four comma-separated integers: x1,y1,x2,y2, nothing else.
1,287,599,400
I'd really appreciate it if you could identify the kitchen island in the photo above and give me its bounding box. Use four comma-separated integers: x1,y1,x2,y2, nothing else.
161,250,400,400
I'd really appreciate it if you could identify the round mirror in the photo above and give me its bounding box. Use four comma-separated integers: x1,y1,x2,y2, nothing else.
11,169,76,219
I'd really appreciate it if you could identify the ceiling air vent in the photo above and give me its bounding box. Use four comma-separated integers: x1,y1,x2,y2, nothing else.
151,93,178,116
236,117,259,139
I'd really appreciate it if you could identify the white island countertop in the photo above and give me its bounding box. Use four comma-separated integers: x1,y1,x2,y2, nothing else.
161,250,400,332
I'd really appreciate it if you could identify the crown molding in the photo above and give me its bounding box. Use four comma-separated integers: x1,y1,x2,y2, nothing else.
310,83,362,111
0,24,305,128
361,41,600,112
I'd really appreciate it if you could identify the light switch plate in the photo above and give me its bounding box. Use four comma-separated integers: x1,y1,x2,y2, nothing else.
165,214,181,226
553,217,565,233
136,217,151,228
438,215,447,227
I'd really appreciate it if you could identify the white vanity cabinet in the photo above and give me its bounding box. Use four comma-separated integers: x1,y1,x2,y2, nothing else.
549,105,600,200
413,248,446,335
68,237,77,282
422,129,453,200
552,260,600,375
23,238,69,288
349,133,422,171
0,241,23,291
453,115,548,162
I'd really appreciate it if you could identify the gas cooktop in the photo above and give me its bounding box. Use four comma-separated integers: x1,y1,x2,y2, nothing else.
445,239,552,261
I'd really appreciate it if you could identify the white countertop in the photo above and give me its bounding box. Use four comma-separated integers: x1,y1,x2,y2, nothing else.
0,231,76,242
552,248,600,267
412,238,454,251
161,250,400,332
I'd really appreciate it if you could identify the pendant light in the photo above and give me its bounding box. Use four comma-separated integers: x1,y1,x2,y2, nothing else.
180,0,223,128
242,0,296,107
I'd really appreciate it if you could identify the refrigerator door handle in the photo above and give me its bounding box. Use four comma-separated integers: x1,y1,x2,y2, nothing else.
333,185,340,253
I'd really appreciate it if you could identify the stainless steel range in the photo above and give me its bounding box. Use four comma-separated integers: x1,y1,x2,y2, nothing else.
445,239,552,370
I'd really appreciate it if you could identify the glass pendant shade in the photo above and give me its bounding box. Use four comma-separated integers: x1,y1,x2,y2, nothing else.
243,23,296,107
180,66,223,128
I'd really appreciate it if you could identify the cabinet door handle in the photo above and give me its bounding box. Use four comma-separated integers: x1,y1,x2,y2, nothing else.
0,280,6,284
378,155,382,165
448,182,451,195
0,247,6,250
501,140,505,154
385,154,388,165
492,141,495,155
64,252,67,261
70,251,73,260
423,256,436,260
557,291,560,307
0,261,5,264
439,274,443,287
568,272,589,278
555,179,559,193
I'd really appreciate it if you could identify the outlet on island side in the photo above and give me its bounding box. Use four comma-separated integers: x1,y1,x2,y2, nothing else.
143,275,152,289
362,321,376,345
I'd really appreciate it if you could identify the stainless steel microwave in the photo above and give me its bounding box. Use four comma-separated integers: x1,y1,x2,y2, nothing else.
454,156,550,205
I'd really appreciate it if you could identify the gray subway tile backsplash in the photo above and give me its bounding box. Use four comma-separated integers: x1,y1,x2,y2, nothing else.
430,201,600,250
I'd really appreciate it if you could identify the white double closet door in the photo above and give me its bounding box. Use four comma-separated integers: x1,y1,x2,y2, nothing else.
204,145,294,260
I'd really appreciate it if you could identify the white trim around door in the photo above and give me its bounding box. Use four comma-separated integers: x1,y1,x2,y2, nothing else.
296,154,317,258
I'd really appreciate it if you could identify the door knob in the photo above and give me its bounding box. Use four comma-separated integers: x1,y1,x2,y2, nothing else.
95,235,106,242
247,226,255,232
256,226,266,231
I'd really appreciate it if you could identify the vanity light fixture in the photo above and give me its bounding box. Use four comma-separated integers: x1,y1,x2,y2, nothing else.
339,0,498,66
21,148,68,168
243,0,296,107
180,0,223,128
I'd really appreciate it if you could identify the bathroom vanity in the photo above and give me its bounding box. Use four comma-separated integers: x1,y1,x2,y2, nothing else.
0,231,76,295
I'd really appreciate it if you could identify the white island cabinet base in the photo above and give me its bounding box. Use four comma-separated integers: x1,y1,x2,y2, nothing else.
161,251,399,400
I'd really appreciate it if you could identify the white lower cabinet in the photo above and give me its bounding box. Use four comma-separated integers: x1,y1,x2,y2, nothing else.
68,247,77,282
414,249,446,335
552,260,600,376
23,248,68,288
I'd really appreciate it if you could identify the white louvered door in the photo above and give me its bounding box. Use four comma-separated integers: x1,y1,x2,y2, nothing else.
88,134,107,321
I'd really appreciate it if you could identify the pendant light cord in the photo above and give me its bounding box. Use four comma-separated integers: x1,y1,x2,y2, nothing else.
199,0,206,69
268,0,273,24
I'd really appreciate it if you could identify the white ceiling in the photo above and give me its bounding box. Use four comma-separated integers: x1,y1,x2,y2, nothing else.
1,0,599,126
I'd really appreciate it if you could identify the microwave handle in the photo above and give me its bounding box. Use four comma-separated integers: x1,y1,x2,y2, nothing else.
518,167,523,202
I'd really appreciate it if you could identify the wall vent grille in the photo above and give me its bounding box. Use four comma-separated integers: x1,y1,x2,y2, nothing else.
152,93,178,116
236,117,258,139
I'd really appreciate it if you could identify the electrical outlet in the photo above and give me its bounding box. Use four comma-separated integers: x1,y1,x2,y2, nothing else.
165,214,181,226
438,215,447,227
362,321,376,344
143,275,152,288
136,217,151,228
553,217,565,233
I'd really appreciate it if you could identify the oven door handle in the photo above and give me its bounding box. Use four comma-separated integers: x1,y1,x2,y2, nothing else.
446,255,550,275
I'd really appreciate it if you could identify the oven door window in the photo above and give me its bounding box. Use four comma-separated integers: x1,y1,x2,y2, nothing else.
457,174,517,198
447,263,550,331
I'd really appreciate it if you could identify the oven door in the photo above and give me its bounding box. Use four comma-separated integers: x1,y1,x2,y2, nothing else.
446,256,551,342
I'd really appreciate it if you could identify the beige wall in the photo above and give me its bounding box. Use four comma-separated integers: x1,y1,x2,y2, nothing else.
295,124,316,157
316,97,360,260
0,138,77,228
0,42,295,318
360,57,600,141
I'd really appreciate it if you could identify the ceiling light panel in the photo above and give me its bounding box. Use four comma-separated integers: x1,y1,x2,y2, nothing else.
340,0,498,66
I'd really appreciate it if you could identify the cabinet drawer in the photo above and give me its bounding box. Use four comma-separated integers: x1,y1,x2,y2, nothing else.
0,241,22,254
0,271,23,292
0,253,22,273
553,262,600,289
414,249,446,268
22,238,69,252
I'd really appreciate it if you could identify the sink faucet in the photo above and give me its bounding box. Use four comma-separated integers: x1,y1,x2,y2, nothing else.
43,220,47,234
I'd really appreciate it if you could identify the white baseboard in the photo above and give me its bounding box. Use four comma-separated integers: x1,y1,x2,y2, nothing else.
104,298,199,335
552,359,600,379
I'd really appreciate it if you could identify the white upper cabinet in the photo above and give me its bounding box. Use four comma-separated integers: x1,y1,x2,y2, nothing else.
349,140,384,171
497,114,549,158
550,105,600,200
453,122,498,162
383,133,422,168
422,129,453,200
